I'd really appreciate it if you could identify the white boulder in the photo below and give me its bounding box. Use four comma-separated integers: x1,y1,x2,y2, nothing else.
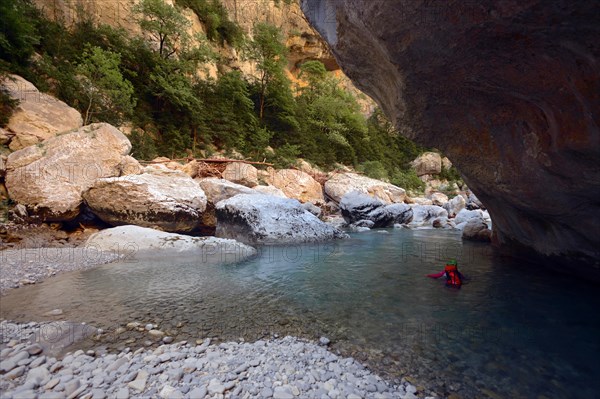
324,173,406,204
215,194,347,245
5,123,131,221
2,74,83,150
84,225,256,262
83,171,207,233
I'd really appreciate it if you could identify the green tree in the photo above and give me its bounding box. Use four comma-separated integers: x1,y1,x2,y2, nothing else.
175,0,243,47
76,46,136,125
246,23,291,122
0,0,39,69
133,0,191,60
295,60,366,166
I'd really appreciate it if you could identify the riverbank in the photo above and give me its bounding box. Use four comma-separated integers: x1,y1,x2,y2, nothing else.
0,247,121,296
0,321,431,399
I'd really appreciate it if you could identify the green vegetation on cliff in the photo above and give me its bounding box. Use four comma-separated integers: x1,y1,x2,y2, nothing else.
0,0,458,191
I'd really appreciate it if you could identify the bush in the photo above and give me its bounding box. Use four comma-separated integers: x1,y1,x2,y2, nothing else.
390,169,425,192
0,77,18,127
129,128,158,160
358,161,388,181
175,0,244,47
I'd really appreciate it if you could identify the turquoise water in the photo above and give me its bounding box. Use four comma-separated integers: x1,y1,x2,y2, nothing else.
1,229,599,398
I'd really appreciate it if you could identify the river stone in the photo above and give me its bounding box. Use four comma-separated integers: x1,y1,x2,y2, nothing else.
215,194,347,245
454,209,485,225
444,195,466,218
83,170,207,233
340,191,413,227
266,169,324,204
409,205,448,227
462,218,492,242
2,74,83,151
324,172,406,204
5,123,131,221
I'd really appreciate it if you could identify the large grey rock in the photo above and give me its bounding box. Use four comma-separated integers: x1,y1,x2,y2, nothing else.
302,0,600,277
195,177,257,230
444,195,466,218
324,173,406,204
84,225,256,262
215,194,347,245
5,123,131,221
2,75,83,151
409,205,448,227
339,191,412,227
462,218,492,242
253,185,288,198
83,170,207,233
454,209,485,226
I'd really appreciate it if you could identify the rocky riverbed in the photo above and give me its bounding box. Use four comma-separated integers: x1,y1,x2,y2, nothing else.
0,321,432,399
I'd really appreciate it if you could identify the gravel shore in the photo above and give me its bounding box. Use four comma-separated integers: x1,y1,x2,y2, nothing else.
0,321,433,399
0,247,121,296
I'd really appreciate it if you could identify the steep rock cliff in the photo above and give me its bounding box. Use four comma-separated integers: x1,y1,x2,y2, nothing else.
302,0,600,278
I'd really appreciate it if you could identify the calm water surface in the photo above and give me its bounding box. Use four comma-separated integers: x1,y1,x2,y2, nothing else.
1,229,599,398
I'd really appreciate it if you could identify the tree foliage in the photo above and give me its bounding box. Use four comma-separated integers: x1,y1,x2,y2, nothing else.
1,0,433,185
133,0,191,60
76,46,136,125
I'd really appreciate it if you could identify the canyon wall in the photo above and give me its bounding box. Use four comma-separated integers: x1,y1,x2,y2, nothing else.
302,0,600,278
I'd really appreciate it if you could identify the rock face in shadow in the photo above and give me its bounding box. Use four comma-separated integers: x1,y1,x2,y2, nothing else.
302,0,600,278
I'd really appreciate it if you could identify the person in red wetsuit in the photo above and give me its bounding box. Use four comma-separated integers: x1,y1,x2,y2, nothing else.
427,259,464,288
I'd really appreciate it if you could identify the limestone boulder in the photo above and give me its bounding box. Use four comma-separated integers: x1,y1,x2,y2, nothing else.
324,173,406,204
466,191,485,210
5,123,131,221
253,185,288,198
444,195,467,218
442,157,452,170
429,192,449,206
2,75,83,151
462,218,492,242
339,191,413,227
197,177,257,205
83,170,207,233
267,169,324,204
84,225,256,262
222,162,259,187
118,155,142,176
181,160,199,178
409,205,448,227
195,177,257,230
410,152,442,177
455,209,486,226
215,194,347,245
